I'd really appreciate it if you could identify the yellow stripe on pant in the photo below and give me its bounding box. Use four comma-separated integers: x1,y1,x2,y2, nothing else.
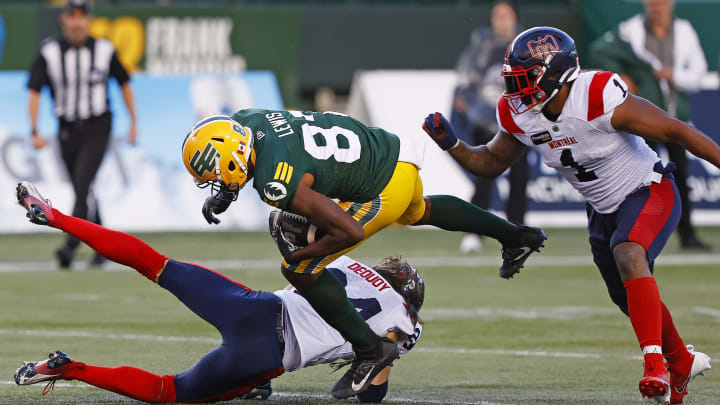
282,161,426,274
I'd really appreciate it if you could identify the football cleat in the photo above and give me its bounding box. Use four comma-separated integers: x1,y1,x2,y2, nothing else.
16,182,55,225
14,351,74,387
669,345,711,404
640,353,670,404
499,225,547,279
332,337,399,399
240,380,272,400
55,246,74,270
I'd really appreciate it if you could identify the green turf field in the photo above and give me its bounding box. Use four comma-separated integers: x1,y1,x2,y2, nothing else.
0,227,718,404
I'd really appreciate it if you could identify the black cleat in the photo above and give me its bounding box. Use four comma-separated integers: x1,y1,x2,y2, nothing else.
499,226,547,279
331,337,399,399
89,253,107,268
55,246,74,270
240,380,272,400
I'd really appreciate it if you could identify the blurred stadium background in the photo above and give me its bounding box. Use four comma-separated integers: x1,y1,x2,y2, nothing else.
0,0,718,404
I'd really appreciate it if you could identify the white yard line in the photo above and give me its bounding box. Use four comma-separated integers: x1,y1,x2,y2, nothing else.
693,306,720,319
0,328,220,344
0,328,666,364
0,381,510,405
421,306,619,321
414,347,640,361
2,327,716,365
1,253,720,273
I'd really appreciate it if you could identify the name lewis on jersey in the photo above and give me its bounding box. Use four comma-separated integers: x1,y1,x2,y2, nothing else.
548,137,578,150
265,112,294,138
347,262,392,292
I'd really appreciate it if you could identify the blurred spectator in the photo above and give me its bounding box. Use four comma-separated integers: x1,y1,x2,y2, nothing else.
590,0,709,250
314,86,337,112
27,0,138,268
451,0,528,253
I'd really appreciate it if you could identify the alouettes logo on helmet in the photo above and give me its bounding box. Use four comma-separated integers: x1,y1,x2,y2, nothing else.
527,35,560,60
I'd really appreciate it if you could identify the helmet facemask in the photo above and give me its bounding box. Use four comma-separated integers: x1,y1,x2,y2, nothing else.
502,63,548,114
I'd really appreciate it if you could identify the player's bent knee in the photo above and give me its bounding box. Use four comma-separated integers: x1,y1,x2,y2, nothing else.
612,242,651,281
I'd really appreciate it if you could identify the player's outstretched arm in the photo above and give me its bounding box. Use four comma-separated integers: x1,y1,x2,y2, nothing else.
449,132,526,178
422,112,524,178
612,94,720,169
284,173,365,264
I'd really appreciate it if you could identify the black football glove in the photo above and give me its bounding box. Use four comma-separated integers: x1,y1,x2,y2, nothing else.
201,191,235,225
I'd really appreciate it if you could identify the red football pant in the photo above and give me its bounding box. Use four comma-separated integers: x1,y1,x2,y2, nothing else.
50,208,167,281
63,363,176,403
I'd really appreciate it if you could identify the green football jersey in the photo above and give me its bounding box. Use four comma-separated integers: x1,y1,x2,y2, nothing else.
231,109,400,210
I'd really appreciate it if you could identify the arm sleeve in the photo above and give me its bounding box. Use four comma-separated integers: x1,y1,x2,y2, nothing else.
109,50,130,86
356,380,389,403
27,54,49,91
672,22,707,92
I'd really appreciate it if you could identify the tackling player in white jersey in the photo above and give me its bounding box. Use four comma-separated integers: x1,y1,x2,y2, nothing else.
423,27,714,404
13,182,422,403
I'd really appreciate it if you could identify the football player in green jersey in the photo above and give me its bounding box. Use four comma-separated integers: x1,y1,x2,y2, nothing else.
181,110,546,399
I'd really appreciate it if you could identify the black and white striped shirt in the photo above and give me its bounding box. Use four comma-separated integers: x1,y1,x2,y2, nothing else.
28,36,129,123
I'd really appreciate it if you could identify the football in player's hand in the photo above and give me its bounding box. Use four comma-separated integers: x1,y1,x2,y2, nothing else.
268,210,324,256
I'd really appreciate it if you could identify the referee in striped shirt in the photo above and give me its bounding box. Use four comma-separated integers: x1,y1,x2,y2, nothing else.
28,0,137,269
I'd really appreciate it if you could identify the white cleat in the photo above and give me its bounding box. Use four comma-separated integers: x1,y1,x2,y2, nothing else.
669,345,711,404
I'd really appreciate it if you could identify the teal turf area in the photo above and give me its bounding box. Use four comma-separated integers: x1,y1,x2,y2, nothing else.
0,227,718,404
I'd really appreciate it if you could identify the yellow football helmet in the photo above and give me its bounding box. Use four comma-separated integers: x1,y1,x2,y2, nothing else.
181,115,254,199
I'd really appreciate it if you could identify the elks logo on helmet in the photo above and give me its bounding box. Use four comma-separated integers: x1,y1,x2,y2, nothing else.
189,142,219,177
527,35,560,59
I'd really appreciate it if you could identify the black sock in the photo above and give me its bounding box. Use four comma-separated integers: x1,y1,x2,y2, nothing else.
426,195,521,245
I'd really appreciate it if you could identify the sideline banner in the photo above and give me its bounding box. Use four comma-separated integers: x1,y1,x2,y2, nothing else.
347,70,720,227
0,71,283,233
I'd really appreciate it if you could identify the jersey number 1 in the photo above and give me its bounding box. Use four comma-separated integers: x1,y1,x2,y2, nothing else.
560,149,597,182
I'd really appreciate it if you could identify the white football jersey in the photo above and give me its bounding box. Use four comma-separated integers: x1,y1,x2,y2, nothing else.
275,255,422,372
496,71,661,213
